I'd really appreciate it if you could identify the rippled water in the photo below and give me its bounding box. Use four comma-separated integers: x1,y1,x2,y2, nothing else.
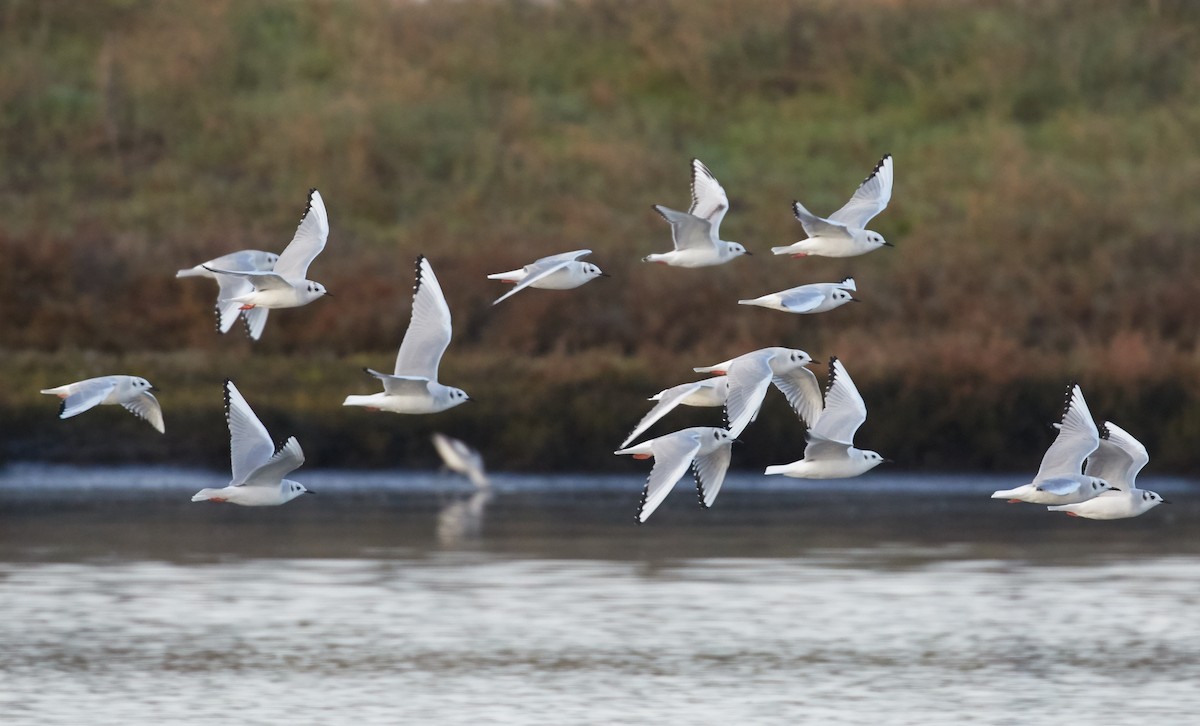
2,466,1198,725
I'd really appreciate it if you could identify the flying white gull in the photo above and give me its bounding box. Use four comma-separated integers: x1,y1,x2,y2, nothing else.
693,347,813,438
343,255,470,414
738,277,860,314
191,380,310,506
615,426,735,523
178,249,279,339
764,357,887,478
772,154,894,259
1049,422,1169,519
487,249,607,305
619,377,729,449
204,188,331,339
644,159,750,267
990,384,1116,505
40,375,164,433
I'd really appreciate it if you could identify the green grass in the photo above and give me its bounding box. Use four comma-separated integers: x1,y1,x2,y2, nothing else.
2,0,1200,472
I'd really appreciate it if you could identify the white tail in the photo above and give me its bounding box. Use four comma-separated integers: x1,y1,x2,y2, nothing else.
764,465,789,476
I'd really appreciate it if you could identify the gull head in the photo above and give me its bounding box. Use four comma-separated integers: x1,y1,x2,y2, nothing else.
785,348,812,368
1141,490,1169,508
831,290,857,305
864,230,893,249
858,450,888,471
722,241,750,258
281,480,311,503
582,263,608,280
302,280,331,301
1090,477,1117,494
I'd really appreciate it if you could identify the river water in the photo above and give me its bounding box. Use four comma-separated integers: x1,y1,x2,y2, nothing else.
2,465,1197,725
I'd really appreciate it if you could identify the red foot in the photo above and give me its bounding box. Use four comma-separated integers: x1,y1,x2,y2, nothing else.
711,370,727,376
632,454,652,460
1007,499,1022,504
655,261,669,265
239,304,255,310
209,497,228,503
367,407,380,412
502,279,517,284
57,393,68,399
1066,511,1080,517
791,253,808,259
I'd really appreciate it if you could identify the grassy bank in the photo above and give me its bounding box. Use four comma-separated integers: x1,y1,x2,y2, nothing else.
2,1,1200,471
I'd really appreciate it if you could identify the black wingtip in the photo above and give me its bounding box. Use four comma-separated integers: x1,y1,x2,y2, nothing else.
824,356,840,396
1099,423,1111,441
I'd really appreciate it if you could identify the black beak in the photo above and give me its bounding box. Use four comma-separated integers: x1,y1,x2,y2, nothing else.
599,272,611,278
305,489,315,495
1160,499,1172,504
883,458,895,464
743,250,753,255
324,291,334,297
882,241,895,248
150,386,161,392
849,297,862,303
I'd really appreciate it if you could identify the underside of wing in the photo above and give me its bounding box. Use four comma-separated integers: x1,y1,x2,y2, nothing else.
771,365,823,429
1034,384,1099,482
689,159,729,232
533,249,592,266
121,391,165,433
366,368,433,396
272,188,329,280
620,380,712,448
653,205,717,251
777,288,826,313
803,432,852,461
1086,422,1148,488
809,357,867,443
206,268,291,292
394,255,453,379
58,379,118,419
1035,476,1083,496
724,355,774,437
693,442,733,509
827,154,893,229
493,260,573,305
241,306,270,340
638,432,702,523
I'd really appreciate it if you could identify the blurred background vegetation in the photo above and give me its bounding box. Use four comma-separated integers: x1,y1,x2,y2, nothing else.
2,0,1200,473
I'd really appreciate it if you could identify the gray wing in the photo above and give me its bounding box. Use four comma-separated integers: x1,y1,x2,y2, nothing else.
693,441,733,509
242,436,305,488
637,431,702,523
241,306,270,341
827,154,893,228
621,380,719,448
209,249,277,273
774,287,827,313
803,432,853,461
271,189,329,280
56,378,119,419
771,365,824,429
492,254,583,305
792,200,849,237
809,357,867,444
724,353,774,438
653,205,718,252
214,273,254,332
1034,384,1099,482
1084,422,1149,490
394,256,453,379
206,268,292,292
689,159,729,237
1035,477,1083,496
121,391,165,433
365,368,433,396
224,380,276,487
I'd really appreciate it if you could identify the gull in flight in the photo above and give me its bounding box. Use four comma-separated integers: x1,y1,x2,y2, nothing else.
191,380,310,506
177,249,279,339
738,277,860,314
694,347,813,437
772,154,894,259
487,249,607,305
40,375,164,433
991,384,1116,505
205,188,331,338
615,427,735,523
644,159,750,267
432,432,489,489
619,377,728,449
1049,422,1169,519
764,357,888,478
343,256,471,414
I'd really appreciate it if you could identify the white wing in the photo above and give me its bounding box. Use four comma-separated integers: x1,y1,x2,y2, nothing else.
365,368,432,396
225,379,276,487
724,353,774,438
637,430,702,523
1034,384,1099,482
1035,477,1083,496
771,365,824,429
653,205,718,251
242,436,305,488
809,357,867,444
773,287,827,313
51,377,119,419
827,154,893,228
271,188,329,281
242,307,270,340
206,268,293,292
1084,422,1149,491
492,250,591,305
792,200,849,237
693,440,733,509
620,379,720,448
689,159,729,238
803,432,853,461
121,391,165,433
214,274,254,332
837,277,857,292
394,256,453,380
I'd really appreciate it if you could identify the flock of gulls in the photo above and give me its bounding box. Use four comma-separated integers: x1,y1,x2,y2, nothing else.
38,155,1169,521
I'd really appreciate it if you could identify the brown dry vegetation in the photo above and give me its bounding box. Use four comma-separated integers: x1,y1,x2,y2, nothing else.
2,0,1200,472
